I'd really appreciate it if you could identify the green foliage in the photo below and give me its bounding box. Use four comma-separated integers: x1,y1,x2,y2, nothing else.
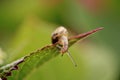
0,44,59,80
0,0,119,80
0,22,102,80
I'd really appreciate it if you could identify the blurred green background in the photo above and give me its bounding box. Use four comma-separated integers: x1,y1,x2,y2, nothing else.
0,0,120,80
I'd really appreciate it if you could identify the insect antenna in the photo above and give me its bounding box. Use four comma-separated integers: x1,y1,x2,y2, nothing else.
56,45,77,67
66,50,77,67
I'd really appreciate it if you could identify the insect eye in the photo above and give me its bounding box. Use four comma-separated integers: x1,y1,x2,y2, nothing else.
52,36,59,44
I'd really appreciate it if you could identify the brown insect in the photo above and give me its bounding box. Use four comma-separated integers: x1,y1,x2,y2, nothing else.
51,26,77,67
51,26,103,67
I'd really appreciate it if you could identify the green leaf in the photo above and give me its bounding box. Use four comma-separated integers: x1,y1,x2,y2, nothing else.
0,27,103,80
